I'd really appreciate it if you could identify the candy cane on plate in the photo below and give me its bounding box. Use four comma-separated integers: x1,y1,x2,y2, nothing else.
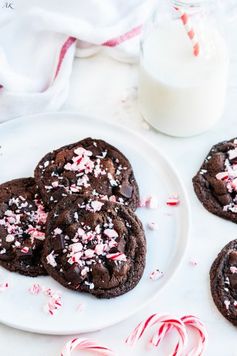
61,337,115,356
126,314,188,356
181,315,207,356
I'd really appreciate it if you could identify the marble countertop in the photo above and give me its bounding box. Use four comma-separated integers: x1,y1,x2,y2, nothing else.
1,20,237,356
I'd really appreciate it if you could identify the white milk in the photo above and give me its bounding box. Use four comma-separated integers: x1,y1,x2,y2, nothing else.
138,21,229,137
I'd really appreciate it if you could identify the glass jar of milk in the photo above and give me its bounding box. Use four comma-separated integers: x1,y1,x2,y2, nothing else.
138,0,229,137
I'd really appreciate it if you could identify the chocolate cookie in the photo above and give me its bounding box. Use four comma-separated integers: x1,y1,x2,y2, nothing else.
210,240,237,326
0,178,48,276
42,196,146,298
34,138,139,211
193,138,237,223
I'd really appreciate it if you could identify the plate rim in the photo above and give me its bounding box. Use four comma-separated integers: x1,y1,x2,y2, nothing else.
0,111,191,335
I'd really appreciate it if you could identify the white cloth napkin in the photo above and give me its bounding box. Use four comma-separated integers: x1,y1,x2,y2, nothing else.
0,0,155,122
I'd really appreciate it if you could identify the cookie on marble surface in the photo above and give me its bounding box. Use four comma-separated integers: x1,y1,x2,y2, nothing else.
34,137,140,211
210,239,237,326
42,196,146,298
0,178,48,276
193,138,237,223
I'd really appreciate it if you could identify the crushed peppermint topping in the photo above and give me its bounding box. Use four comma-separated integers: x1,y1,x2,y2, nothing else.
90,201,104,212
228,148,237,160
230,266,237,273
224,300,230,310
106,252,127,261
104,229,118,239
21,246,29,254
54,227,62,235
189,259,198,266
216,172,228,180
46,251,57,267
0,196,47,256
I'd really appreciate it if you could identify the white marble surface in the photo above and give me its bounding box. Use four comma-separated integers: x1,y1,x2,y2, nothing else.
1,21,237,356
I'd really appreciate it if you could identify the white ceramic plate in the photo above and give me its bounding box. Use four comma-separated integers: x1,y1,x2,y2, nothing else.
0,112,190,335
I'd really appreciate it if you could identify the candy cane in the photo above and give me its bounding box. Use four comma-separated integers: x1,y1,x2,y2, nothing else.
174,7,200,56
150,318,187,356
61,338,115,356
181,315,207,356
126,314,187,355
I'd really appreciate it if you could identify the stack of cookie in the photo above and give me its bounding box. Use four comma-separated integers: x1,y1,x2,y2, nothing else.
0,138,146,298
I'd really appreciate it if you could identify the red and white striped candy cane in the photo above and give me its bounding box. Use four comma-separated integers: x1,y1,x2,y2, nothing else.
61,337,115,356
126,314,188,356
174,7,200,56
150,317,188,356
181,315,207,356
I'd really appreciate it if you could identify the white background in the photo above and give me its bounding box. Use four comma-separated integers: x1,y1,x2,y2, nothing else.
0,15,237,356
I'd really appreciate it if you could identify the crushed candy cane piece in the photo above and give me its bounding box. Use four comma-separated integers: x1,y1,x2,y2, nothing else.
224,300,230,310
147,222,158,230
189,259,198,266
61,337,115,356
166,195,180,206
216,172,228,180
29,283,42,295
0,282,9,292
146,196,158,209
149,269,164,281
21,246,29,254
104,229,118,239
106,252,127,262
230,266,237,273
44,291,62,316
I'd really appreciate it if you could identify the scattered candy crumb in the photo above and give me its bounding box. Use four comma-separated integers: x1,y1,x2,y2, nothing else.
147,222,158,230
0,282,9,292
28,284,63,316
166,195,180,206
189,259,198,267
29,283,42,295
149,269,164,281
139,196,158,209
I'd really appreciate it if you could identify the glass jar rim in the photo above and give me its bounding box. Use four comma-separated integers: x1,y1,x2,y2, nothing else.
171,0,208,7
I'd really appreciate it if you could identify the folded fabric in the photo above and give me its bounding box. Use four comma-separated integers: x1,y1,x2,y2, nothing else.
0,0,155,122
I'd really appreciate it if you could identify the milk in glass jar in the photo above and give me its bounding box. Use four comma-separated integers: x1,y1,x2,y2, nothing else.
138,0,229,137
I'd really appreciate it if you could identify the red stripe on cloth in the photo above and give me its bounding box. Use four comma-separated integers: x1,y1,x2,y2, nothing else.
102,25,142,47
54,36,76,79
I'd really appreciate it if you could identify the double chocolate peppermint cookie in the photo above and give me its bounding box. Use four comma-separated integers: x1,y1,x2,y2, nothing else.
35,138,139,211
42,196,146,298
193,138,237,223
0,178,48,276
210,240,237,326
